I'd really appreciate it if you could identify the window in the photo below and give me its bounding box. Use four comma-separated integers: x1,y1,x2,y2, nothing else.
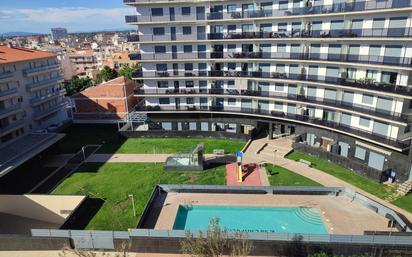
354,147,366,160
275,83,284,91
242,24,254,32
227,4,237,12
347,68,356,79
154,46,166,53
185,81,194,87
183,26,192,35
260,24,272,32
183,45,192,53
182,7,191,15
228,98,236,105
227,80,235,88
158,81,169,88
366,70,378,80
227,25,237,33
359,117,370,127
362,94,374,105
156,64,167,71
151,8,163,16
153,27,165,35
279,1,289,10
278,23,287,32
186,97,194,104
184,63,193,71
159,98,170,104
227,44,237,53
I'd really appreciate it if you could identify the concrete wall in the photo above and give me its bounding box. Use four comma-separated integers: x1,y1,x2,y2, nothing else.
0,195,85,224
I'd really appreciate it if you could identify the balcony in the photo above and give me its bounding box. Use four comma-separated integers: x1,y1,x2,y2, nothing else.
26,76,64,91
127,34,140,42
134,104,408,149
0,119,25,136
0,87,18,98
125,0,411,20
0,71,13,82
0,103,22,118
23,63,60,76
30,90,66,105
132,70,412,96
33,102,66,120
134,88,406,122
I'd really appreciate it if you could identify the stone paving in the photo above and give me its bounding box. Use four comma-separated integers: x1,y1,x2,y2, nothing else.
226,163,267,186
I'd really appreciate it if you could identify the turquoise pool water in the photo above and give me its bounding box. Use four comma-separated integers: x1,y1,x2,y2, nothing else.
173,205,328,234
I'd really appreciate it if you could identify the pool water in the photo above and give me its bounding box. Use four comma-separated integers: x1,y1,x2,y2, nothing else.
173,205,328,234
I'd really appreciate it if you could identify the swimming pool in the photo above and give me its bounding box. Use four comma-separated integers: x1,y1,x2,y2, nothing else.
173,205,328,234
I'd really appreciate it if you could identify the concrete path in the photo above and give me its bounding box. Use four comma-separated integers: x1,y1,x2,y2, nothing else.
243,136,412,221
85,153,234,163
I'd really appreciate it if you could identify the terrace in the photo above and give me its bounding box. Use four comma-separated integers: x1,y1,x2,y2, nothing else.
132,70,412,97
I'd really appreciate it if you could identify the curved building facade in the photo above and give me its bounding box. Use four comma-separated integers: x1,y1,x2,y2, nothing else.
124,0,412,182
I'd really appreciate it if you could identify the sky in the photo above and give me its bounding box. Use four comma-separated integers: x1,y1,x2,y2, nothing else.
0,0,135,34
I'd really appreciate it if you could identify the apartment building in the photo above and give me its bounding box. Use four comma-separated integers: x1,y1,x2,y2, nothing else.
124,0,412,182
0,45,69,176
67,48,98,78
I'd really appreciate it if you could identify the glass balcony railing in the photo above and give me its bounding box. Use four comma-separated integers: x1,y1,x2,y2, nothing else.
132,70,412,96
33,102,66,120
134,28,412,43
132,51,412,68
125,0,411,20
0,71,13,81
23,63,60,75
134,104,408,149
133,88,406,122
0,119,25,135
0,103,21,117
26,76,64,90
0,87,18,98
30,89,66,105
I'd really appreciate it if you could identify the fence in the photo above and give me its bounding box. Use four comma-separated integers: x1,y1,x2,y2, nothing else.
1,185,408,254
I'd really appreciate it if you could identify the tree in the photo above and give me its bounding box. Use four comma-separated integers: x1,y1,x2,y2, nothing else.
180,218,253,257
118,63,140,81
96,66,118,84
64,76,94,96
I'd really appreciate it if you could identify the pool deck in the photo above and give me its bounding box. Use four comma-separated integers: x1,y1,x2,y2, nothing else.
155,192,394,235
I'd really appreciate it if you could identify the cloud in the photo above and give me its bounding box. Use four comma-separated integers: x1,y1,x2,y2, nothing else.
0,7,136,33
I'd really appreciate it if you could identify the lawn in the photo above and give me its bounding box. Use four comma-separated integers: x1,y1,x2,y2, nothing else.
56,124,245,154
286,151,396,200
99,138,245,154
264,164,322,187
392,194,412,213
52,162,226,230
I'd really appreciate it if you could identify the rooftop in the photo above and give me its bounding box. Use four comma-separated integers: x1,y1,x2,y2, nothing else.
0,45,57,64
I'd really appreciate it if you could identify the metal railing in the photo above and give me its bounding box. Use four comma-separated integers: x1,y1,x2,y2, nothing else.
0,87,18,98
23,63,60,75
26,76,64,90
135,105,408,148
33,102,66,120
0,103,21,117
0,119,25,135
133,88,407,122
134,50,412,68
0,71,13,80
30,90,66,105
124,0,411,19
132,70,412,96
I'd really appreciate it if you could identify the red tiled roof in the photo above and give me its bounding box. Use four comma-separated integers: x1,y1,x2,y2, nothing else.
0,45,57,64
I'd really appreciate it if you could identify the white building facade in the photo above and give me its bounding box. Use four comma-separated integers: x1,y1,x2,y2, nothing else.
124,0,412,182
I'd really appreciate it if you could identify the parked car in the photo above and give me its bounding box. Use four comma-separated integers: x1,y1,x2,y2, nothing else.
47,122,63,132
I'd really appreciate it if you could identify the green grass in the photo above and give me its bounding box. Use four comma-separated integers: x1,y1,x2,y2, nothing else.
99,138,245,154
286,151,395,199
264,163,322,187
56,124,245,154
52,162,226,230
392,194,412,213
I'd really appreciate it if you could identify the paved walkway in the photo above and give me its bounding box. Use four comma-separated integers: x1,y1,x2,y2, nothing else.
226,163,269,186
84,153,234,163
243,136,412,221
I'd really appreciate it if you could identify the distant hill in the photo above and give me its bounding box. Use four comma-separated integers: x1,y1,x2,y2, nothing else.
1,32,43,37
